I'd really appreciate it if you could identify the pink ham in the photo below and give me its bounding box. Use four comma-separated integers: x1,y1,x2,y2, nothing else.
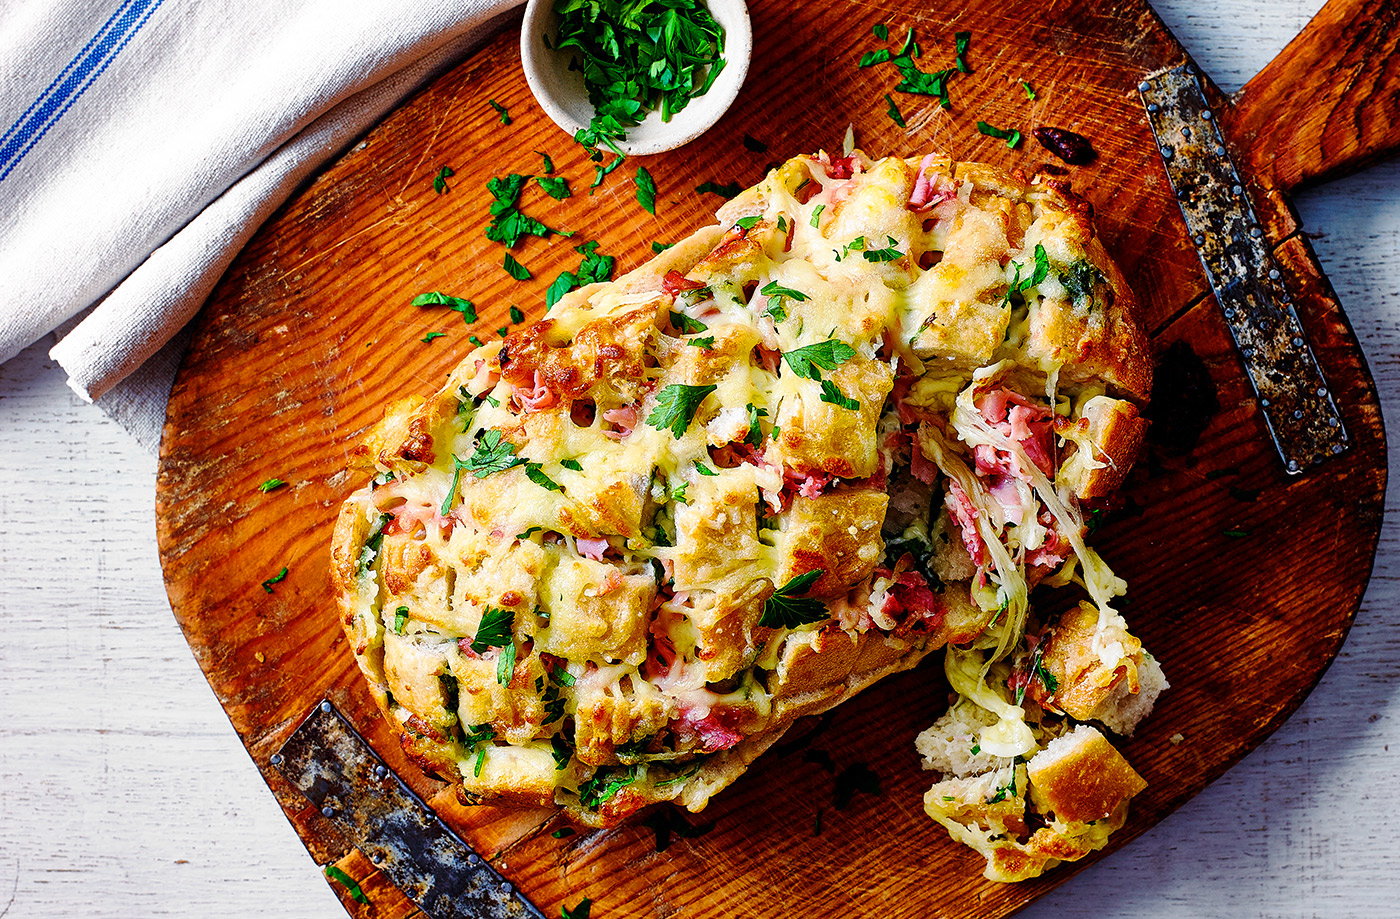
511,371,557,413
945,480,986,566
576,537,610,561
602,404,641,440
908,155,959,211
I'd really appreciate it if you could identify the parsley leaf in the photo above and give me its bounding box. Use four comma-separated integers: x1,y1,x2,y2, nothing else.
324,865,368,905
744,402,769,447
955,31,972,73
496,640,517,685
635,165,657,214
695,461,717,476
261,567,288,594
525,463,563,492
761,280,808,323
873,23,889,40
550,735,574,770
670,311,708,334
782,339,857,380
977,120,1022,149
412,291,477,324
1022,80,1036,100
858,49,891,68
355,514,392,578
393,606,409,635
485,173,565,248
464,430,526,479
688,336,716,350
819,378,861,410
810,204,826,227
535,175,571,200
488,99,511,124
862,235,903,262
1003,244,1050,305
257,477,288,493
510,305,525,324
696,180,742,199
735,215,761,230
536,150,555,174
420,332,446,343
893,58,957,108
432,165,454,195
760,570,829,629
578,764,639,809
885,93,906,128
561,459,583,472
471,607,515,654
652,240,673,253
546,241,616,310
561,897,593,919
646,383,718,438
670,482,690,504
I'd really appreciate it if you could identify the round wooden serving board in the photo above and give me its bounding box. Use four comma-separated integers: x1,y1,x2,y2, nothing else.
157,1,1396,916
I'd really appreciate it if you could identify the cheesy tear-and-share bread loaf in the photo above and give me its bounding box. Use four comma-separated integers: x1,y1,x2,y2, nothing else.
331,148,1167,882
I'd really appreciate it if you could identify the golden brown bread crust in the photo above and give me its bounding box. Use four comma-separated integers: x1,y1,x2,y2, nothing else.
330,150,1158,841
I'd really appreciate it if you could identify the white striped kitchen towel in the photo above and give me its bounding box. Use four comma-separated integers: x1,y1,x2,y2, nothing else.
0,0,522,448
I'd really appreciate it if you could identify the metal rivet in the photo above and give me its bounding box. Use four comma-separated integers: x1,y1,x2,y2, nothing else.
467,854,479,865
270,753,283,766
1250,227,1263,238
1269,269,1281,279
1147,103,1159,113
1195,234,1205,245
1181,126,1192,138
1215,146,1227,156
1281,292,1292,302
1316,387,1327,397
1293,410,1305,420
1292,337,1304,347
1162,147,1175,160
1288,460,1299,472
1261,398,1271,407
1233,185,1244,195
321,806,335,818
1186,64,1198,75
1242,347,1254,358
371,851,382,863
1201,110,1213,121
319,701,332,713
500,883,512,894
1139,81,1151,92
1329,417,1341,427
1332,444,1344,454
374,765,388,779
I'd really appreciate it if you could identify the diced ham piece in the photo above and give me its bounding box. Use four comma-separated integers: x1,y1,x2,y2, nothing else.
663,270,706,297
511,371,557,413
754,345,782,374
974,388,1057,479
576,537,610,561
879,567,947,634
946,480,986,566
909,441,938,485
908,155,959,211
676,706,745,753
602,403,641,440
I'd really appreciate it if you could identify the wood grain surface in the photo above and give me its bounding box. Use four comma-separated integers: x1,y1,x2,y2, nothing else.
150,0,1394,916
5,2,1400,918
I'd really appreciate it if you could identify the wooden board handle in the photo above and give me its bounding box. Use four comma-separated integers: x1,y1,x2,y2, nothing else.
1223,0,1400,192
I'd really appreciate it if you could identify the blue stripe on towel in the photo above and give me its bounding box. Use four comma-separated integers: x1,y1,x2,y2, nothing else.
0,0,165,183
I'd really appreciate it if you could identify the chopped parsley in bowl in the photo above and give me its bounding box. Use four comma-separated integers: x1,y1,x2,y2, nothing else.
521,0,752,156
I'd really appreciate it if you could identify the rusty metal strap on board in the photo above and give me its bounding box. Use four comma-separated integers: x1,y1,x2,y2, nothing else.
273,700,548,919
1139,64,1348,474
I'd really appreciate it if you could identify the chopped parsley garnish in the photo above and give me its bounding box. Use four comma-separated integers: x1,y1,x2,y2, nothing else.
551,826,576,838
695,461,717,476
510,305,526,324
462,722,496,748
955,30,972,73
412,291,477,324
897,27,920,57
687,336,716,350
885,93,906,127
760,281,808,324
261,567,288,594
988,769,1018,804
550,735,574,770
819,378,860,411
1223,527,1251,539
782,339,857,381
355,513,392,577
696,180,742,199
1003,244,1050,306
420,332,446,343
760,569,828,629
977,120,1022,149
858,49,891,68
809,204,825,227
536,150,555,174
496,640,517,685
1022,80,1036,100
670,482,690,504
579,764,639,809
432,165,454,195
471,607,515,654
488,99,511,124
862,235,903,262
535,175,571,200
469,334,484,347
836,235,868,261
634,165,657,214
257,477,288,493
735,215,761,230
547,240,616,310
776,215,788,232
324,865,368,905
554,0,725,146
561,897,593,919
485,173,566,248
655,761,702,788
893,59,957,108
464,430,526,479
873,23,889,40
483,393,500,408
393,606,409,634
516,526,543,540
1014,642,1058,704
744,402,769,447
646,383,717,438
652,240,673,253
561,459,583,472
525,462,563,492
670,311,708,334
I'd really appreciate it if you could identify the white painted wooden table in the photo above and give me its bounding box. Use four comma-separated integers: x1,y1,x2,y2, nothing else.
1,2,1396,916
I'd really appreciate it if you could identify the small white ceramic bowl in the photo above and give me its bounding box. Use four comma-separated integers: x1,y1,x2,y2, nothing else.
520,0,752,156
